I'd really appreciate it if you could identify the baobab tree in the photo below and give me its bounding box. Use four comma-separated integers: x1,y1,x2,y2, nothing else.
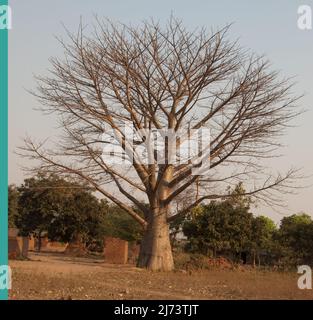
20,17,301,271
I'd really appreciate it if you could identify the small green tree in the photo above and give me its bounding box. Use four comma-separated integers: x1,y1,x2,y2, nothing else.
183,201,253,257
278,213,313,265
250,216,276,266
16,173,68,247
102,204,144,242
183,185,253,258
47,189,107,246
16,173,105,250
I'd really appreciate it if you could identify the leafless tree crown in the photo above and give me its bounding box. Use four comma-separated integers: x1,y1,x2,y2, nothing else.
20,17,302,226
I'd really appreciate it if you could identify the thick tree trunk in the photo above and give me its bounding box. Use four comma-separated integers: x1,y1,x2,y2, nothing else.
137,208,174,271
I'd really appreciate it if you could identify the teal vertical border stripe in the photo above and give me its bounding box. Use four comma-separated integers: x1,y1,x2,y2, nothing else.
0,0,8,300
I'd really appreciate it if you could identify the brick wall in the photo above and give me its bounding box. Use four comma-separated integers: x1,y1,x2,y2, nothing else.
8,236,20,259
9,235,29,259
8,228,30,259
47,241,68,248
104,237,128,264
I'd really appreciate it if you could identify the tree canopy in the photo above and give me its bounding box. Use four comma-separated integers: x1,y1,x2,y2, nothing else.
15,174,105,244
11,173,143,249
183,184,253,256
278,213,313,265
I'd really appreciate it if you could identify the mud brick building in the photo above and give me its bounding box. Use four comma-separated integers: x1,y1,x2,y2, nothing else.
8,228,29,259
104,237,129,264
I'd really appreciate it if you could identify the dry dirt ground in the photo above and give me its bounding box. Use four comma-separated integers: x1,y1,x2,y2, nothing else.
9,252,313,300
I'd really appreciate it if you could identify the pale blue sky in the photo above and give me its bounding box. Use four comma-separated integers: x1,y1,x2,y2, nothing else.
8,0,313,222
